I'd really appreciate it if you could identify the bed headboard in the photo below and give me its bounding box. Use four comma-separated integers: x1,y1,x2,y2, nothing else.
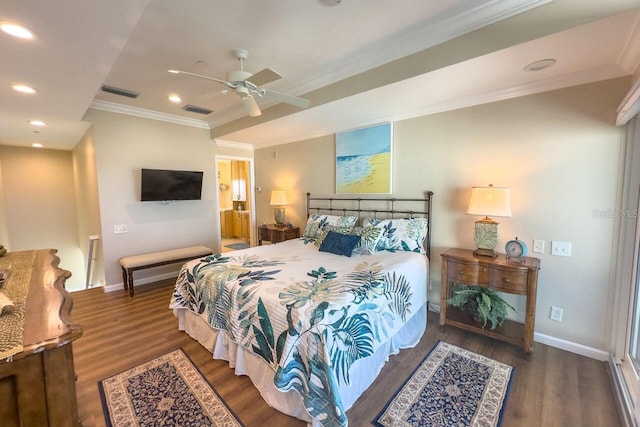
306,192,434,259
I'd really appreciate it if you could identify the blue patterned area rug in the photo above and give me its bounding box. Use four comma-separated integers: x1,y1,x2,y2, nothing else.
373,341,514,427
98,349,244,427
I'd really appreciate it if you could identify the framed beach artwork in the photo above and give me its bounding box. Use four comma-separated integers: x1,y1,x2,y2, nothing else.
335,122,392,194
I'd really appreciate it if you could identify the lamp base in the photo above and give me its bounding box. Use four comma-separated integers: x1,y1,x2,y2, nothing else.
473,218,499,257
473,248,498,258
274,207,286,227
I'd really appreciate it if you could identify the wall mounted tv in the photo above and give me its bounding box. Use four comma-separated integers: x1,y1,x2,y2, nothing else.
140,168,204,201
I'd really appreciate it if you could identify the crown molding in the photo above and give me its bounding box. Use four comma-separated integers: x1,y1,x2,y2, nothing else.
89,100,210,129
214,139,254,151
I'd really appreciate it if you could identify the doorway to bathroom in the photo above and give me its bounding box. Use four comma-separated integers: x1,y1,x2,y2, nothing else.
216,156,254,253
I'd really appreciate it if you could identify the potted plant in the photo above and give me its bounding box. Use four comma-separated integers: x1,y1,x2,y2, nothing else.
447,286,515,330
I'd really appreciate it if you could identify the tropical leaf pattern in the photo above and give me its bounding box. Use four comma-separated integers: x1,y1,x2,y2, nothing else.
364,218,429,254
302,213,358,239
169,241,427,427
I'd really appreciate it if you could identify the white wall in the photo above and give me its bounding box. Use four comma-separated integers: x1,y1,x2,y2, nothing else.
83,109,219,288
0,145,85,288
254,77,630,351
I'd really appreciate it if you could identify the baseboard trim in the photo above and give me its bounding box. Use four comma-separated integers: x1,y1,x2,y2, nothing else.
533,332,608,361
104,271,179,294
429,302,608,361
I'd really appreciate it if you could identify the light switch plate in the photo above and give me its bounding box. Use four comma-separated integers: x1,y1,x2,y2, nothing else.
551,241,571,257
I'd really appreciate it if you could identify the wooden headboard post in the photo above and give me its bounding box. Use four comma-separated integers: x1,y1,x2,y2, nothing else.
305,192,434,259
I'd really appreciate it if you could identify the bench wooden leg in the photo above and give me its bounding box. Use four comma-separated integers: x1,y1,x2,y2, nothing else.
128,270,135,297
122,268,128,290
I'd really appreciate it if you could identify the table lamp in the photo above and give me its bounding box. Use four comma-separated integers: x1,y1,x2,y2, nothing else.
270,190,288,227
466,184,512,257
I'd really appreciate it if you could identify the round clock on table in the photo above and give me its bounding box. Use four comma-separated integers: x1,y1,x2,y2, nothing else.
505,237,527,261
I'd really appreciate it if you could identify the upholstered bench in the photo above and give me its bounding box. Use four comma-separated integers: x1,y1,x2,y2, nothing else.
119,245,213,297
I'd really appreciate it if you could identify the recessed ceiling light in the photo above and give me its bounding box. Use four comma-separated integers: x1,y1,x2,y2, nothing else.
168,94,182,103
11,84,37,94
0,22,35,40
29,120,46,126
32,143,43,148
524,58,556,72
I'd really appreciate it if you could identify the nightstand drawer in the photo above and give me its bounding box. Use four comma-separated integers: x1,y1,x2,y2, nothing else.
447,260,479,283
488,267,528,293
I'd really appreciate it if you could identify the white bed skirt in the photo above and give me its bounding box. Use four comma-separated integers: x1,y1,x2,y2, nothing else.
174,304,427,426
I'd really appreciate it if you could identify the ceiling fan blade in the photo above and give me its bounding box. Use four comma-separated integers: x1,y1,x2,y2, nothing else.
168,69,232,87
241,94,262,117
246,68,282,86
262,89,310,109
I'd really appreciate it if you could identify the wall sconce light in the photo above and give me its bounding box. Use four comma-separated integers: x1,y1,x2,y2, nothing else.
466,184,512,257
270,190,288,227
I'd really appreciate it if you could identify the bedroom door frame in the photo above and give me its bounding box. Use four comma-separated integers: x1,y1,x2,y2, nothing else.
214,154,256,250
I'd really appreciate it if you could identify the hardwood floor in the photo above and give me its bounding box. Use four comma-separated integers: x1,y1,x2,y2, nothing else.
71,279,622,427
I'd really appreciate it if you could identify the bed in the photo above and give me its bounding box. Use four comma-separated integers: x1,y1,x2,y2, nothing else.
170,192,433,427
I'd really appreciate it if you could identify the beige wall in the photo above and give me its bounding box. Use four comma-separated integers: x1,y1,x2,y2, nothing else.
255,77,629,351
72,127,104,288
83,109,220,288
0,145,85,288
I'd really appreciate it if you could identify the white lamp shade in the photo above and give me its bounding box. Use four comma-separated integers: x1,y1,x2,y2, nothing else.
270,190,288,206
466,186,512,218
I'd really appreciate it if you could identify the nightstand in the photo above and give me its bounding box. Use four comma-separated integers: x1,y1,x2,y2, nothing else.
258,224,300,245
440,248,541,353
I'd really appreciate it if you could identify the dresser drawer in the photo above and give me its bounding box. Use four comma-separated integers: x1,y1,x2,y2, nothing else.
487,266,528,293
447,260,479,283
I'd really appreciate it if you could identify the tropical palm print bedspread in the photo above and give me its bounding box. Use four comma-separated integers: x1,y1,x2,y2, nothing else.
170,239,428,427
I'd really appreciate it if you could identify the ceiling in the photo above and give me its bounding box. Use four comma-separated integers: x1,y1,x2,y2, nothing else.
1,0,639,151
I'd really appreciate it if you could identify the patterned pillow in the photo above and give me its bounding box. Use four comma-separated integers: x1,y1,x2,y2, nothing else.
349,226,383,255
318,231,360,257
362,218,429,254
313,226,353,247
302,213,358,239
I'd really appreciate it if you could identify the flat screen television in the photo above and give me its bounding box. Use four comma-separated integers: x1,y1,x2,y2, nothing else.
140,168,203,201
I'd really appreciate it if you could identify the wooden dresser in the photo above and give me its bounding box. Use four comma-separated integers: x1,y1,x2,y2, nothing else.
0,249,83,426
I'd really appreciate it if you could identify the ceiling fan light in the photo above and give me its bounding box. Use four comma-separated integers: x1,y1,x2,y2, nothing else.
241,95,262,117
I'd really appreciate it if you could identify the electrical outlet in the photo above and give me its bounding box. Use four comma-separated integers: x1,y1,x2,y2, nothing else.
113,224,128,234
533,239,545,254
551,241,572,257
550,306,563,322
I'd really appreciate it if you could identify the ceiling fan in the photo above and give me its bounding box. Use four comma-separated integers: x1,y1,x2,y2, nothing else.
168,48,310,117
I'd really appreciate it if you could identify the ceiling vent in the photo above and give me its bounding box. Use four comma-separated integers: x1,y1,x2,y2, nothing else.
183,104,213,115
100,85,139,98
